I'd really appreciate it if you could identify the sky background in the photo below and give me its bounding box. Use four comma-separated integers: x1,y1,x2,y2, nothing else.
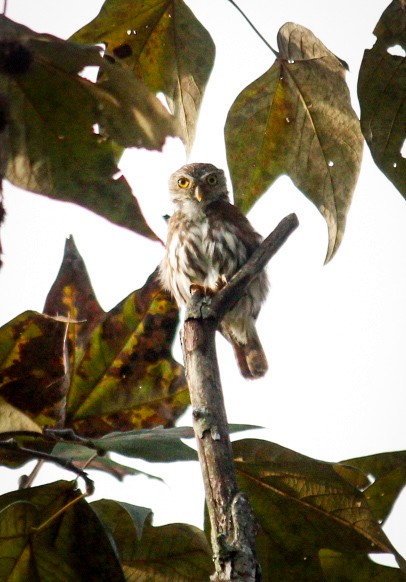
1,0,405,568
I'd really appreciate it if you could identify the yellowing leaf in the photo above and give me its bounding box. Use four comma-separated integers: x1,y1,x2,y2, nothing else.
72,0,215,154
65,269,188,437
358,0,406,197
225,22,363,261
0,15,177,239
0,311,67,428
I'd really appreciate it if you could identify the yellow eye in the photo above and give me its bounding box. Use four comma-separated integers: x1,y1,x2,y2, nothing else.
178,177,190,188
206,174,218,186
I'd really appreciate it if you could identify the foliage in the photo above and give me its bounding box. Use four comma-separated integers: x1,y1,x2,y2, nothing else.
0,0,405,580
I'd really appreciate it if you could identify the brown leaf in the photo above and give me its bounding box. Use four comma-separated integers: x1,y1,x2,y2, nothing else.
358,0,406,197
225,22,363,261
71,0,215,154
0,311,67,428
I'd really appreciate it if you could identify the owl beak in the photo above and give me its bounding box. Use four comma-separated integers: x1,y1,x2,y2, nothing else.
194,186,203,202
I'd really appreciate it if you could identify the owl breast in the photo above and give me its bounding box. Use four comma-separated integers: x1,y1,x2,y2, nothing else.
161,211,247,307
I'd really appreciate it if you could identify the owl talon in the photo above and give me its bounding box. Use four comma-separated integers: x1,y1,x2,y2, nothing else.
190,283,215,297
215,275,228,290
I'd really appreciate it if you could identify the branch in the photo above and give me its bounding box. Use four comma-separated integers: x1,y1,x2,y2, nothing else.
182,213,299,581
0,440,94,494
226,0,279,57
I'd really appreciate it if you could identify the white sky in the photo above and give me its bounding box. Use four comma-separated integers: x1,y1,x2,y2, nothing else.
1,0,405,569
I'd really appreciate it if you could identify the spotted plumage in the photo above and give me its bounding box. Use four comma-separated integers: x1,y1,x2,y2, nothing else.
159,163,269,379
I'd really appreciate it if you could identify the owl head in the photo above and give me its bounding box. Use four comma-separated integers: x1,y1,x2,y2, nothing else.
169,163,229,209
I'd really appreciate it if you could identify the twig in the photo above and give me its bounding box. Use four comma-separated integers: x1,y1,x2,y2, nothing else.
2,0,7,16
182,213,299,580
227,0,279,57
0,440,94,494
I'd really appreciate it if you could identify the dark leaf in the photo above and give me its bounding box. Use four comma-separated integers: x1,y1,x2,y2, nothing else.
358,0,406,197
71,0,215,154
43,236,105,350
0,480,125,581
0,311,67,430
342,450,406,525
0,15,177,239
232,439,404,580
225,22,363,261
66,270,189,437
320,549,406,581
92,498,212,581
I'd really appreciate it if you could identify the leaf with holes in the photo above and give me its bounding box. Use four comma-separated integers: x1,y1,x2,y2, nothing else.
225,22,363,261
71,0,215,154
358,0,406,197
0,15,178,239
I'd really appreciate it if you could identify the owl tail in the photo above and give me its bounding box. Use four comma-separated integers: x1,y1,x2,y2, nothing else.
221,318,268,379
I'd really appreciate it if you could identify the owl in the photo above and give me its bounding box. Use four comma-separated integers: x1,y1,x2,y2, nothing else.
159,163,269,379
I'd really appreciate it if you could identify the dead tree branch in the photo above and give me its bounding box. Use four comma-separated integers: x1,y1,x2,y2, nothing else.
181,213,299,581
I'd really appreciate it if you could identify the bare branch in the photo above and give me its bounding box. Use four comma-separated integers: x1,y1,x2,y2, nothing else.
182,213,299,580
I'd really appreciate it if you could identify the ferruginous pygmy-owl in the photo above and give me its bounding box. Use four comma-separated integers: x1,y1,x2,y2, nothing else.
159,163,269,379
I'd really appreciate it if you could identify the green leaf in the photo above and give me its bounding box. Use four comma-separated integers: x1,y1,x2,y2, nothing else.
0,15,177,239
93,427,198,462
0,481,125,581
358,0,406,197
65,269,189,437
0,311,67,430
225,22,363,262
71,0,215,154
342,450,406,525
320,549,406,581
92,498,212,581
232,439,403,580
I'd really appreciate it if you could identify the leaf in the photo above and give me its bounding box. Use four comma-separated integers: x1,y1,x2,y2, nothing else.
65,269,189,437
225,22,363,262
0,311,67,428
92,498,212,581
0,16,177,240
43,236,106,355
0,480,125,581
93,426,198,462
71,0,215,154
342,450,406,525
232,439,403,580
358,0,406,197
320,549,406,581
51,442,162,481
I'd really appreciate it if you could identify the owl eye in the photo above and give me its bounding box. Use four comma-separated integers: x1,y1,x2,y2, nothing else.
177,177,190,189
206,174,218,186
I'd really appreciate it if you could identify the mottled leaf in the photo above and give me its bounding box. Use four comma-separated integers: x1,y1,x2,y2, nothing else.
225,22,363,261
358,0,406,197
72,0,215,154
92,498,212,581
0,480,125,581
44,236,105,363
0,16,177,239
66,270,188,437
232,439,403,580
0,311,67,428
342,450,406,525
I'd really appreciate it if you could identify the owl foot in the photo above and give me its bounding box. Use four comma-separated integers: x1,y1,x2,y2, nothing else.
215,275,228,290
190,283,215,297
